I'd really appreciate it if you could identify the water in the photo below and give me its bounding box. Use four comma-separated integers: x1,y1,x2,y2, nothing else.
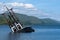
0,25,60,40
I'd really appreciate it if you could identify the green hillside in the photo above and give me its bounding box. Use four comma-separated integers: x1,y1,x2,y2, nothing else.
0,13,60,26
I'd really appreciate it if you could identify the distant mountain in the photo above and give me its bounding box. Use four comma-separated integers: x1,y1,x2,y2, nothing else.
0,13,60,26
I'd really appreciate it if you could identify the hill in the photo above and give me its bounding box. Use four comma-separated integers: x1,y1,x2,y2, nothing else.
0,13,60,26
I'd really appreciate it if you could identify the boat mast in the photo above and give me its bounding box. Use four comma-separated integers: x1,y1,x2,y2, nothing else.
5,6,23,29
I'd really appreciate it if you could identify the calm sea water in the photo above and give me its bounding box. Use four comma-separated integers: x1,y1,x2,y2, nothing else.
0,25,60,40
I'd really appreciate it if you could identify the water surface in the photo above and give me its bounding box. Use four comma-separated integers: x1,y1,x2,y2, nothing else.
0,25,60,40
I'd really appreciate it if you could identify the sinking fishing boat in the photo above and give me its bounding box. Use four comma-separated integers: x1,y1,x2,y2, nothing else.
2,6,34,33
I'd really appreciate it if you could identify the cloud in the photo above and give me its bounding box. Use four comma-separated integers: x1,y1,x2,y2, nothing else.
6,2,35,9
24,4,34,8
4,2,37,10
9,2,24,7
0,2,37,13
0,2,49,19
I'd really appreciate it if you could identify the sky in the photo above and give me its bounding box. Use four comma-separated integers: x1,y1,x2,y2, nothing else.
0,0,60,21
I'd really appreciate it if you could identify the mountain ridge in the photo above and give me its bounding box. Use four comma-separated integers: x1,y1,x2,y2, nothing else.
0,13,60,26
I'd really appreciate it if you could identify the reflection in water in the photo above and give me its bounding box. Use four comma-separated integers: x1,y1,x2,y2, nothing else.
7,32,21,40
6,32,32,40
1,25,60,40
0,25,34,40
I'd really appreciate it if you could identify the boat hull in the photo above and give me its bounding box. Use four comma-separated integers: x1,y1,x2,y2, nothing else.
15,27,35,33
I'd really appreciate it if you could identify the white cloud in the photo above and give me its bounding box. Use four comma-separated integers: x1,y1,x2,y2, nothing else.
6,2,35,9
10,2,24,7
5,2,36,10
0,2,49,18
24,4,34,8
0,2,37,13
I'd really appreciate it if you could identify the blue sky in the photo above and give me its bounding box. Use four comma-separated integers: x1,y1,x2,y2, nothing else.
0,0,60,21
